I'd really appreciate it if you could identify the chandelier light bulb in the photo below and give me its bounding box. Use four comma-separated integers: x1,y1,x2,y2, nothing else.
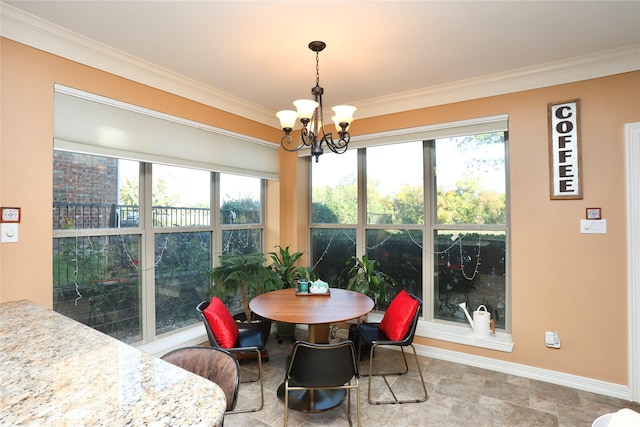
332,105,357,127
332,115,347,132
293,99,319,120
276,110,298,131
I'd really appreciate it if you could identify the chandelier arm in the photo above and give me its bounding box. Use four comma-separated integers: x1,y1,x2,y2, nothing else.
300,125,313,146
323,131,350,154
280,134,304,152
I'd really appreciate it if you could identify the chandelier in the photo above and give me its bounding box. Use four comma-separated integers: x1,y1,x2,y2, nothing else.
276,41,356,163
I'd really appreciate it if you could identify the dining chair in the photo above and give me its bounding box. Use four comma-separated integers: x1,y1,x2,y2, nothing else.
161,346,240,415
357,290,428,404
196,298,265,413
284,340,360,426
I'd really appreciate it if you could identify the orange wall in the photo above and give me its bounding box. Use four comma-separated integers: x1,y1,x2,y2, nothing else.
0,38,281,305
279,73,640,385
2,38,639,385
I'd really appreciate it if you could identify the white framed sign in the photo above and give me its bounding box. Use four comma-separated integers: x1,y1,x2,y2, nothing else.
548,99,582,199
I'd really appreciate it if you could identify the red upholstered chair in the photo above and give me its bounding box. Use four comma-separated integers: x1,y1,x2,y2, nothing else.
357,291,428,404
196,299,265,413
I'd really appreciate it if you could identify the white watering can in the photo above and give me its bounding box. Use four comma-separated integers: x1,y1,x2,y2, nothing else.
459,302,493,338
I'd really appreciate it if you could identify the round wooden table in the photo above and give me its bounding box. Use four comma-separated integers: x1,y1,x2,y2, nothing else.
250,288,374,412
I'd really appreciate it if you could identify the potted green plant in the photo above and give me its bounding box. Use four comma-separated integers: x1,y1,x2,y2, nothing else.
342,254,396,309
268,245,305,343
208,252,283,344
328,324,340,344
268,245,304,289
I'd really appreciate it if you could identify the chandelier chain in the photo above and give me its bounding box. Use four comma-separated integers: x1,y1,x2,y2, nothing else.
316,51,321,87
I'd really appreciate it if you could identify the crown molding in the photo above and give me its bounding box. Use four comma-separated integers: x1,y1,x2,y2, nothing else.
356,44,640,118
2,3,639,127
0,3,275,126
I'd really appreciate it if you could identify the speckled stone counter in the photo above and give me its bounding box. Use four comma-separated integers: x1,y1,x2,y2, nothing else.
0,300,226,426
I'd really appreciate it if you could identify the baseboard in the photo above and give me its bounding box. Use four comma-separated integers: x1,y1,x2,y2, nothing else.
138,324,631,401
413,343,630,401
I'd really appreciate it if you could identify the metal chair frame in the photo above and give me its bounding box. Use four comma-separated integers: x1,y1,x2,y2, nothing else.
161,346,240,414
284,340,360,427
196,300,264,413
357,294,428,405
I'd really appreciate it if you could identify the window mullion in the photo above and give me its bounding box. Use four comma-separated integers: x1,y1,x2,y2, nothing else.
141,162,155,342
356,148,367,257
424,140,435,321
211,172,221,267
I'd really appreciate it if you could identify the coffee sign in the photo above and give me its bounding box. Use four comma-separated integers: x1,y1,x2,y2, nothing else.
548,99,582,199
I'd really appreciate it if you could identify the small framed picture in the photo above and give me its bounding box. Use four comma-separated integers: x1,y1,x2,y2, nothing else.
1,207,21,223
586,207,601,220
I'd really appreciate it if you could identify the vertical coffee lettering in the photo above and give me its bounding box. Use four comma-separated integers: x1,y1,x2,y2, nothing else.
549,100,581,199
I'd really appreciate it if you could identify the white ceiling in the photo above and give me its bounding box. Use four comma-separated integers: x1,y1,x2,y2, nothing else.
3,1,640,127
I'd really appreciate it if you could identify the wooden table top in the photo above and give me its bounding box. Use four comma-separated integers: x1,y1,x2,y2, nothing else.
249,288,374,325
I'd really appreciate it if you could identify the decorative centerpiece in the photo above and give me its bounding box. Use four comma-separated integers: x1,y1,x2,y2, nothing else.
309,279,330,294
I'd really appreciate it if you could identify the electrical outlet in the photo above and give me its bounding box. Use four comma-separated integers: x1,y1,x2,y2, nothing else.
545,331,561,348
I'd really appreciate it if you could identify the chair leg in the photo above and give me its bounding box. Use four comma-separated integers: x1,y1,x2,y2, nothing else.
284,381,289,426
366,344,428,405
345,383,361,427
347,387,351,426
355,382,361,427
227,348,264,414
361,344,409,377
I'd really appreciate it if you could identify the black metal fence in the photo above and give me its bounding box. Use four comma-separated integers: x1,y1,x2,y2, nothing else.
53,203,210,229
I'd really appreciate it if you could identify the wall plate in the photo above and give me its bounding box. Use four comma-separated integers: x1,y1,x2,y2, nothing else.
580,219,606,234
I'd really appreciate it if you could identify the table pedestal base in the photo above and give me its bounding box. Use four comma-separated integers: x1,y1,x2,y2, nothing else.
277,383,346,412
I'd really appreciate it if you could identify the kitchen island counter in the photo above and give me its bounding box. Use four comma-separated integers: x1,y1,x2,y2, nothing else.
0,299,225,426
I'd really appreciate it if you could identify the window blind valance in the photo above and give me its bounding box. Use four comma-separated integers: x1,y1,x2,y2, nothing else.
54,85,279,180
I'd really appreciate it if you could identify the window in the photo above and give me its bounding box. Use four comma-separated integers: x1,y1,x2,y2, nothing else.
220,174,263,256
310,118,509,342
311,150,358,284
53,152,143,343
52,85,273,346
366,142,425,309
433,133,507,330
53,151,265,344
152,164,211,336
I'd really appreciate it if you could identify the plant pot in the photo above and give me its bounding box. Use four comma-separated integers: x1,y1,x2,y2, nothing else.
275,321,296,344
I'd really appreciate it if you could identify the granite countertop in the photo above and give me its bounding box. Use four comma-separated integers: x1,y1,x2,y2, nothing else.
0,300,226,426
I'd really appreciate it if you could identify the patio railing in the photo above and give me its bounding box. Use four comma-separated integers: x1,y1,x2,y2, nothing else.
53,203,210,229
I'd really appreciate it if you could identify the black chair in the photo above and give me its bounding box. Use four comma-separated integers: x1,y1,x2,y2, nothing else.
196,300,265,413
161,346,240,413
284,340,360,426
358,293,428,404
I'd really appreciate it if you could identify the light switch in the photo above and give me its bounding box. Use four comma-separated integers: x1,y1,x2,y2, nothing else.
580,219,607,234
1,223,19,243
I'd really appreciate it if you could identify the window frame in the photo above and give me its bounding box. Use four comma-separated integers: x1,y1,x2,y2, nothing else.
309,117,513,352
53,153,267,347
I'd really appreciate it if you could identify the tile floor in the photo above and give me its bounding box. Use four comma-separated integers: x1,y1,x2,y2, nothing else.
221,332,638,427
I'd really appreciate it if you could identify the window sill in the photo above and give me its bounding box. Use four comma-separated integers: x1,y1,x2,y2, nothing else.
360,313,513,352
418,320,514,352
135,323,207,357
